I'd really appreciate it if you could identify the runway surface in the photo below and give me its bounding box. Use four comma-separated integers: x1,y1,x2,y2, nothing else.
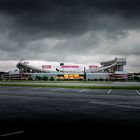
0,86,140,137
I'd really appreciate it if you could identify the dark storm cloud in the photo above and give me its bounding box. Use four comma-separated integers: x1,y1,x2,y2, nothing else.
0,0,140,36
0,0,140,72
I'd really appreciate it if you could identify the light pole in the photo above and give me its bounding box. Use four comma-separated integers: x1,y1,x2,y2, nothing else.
84,67,86,82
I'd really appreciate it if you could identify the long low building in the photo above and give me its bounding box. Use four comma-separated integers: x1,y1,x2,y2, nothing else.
1,58,128,80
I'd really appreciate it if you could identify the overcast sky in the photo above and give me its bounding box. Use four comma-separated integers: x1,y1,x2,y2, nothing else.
0,0,140,72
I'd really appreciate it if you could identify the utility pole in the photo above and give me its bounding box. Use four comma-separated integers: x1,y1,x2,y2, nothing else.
84,67,86,82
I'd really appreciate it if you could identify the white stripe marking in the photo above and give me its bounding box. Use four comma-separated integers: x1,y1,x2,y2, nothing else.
79,89,87,93
90,101,140,109
107,89,112,94
0,131,24,137
136,90,140,95
52,88,64,91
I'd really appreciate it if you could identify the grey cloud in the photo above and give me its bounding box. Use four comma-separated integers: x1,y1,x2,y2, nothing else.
0,0,140,37
0,0,140,73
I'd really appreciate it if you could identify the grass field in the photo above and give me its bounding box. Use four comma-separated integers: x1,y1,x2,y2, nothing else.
0,80,113,84
0,81,140,89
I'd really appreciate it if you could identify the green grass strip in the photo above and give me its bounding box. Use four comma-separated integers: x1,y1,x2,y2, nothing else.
0,83,140,90
0,80,112,84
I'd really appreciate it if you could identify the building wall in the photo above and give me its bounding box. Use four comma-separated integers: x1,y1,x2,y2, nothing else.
86,73,110,80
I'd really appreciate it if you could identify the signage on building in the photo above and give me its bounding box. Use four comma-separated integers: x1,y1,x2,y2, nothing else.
89,65,97,69
42,65,51,69
60,66,79,69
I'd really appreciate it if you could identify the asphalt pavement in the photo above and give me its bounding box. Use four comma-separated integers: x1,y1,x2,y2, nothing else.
0,86,140,138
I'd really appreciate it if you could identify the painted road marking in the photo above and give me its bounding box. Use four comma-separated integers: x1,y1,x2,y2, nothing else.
107,89,112,94
0,93,49,100
79,89,87,93
90,100,140,109
0,131,24,137
22,87,47,91
136,90,140,95
51,88,65,91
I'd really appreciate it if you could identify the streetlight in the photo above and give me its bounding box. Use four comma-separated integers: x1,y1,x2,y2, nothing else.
84,67,86,82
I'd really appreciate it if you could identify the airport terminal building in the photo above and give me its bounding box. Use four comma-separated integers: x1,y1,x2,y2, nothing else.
1,58,128,81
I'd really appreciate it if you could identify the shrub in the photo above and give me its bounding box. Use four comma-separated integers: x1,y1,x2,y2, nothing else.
35,76,42,81
99,78,103,81
42,76,48,81
94,78,97,81
28,77,33,80
50,76,55,81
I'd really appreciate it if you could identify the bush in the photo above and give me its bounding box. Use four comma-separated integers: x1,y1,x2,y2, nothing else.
38,76,42,81
94,78,97,81
35,76,38,80
99,78,103,81
35,76,42,81
28,77,33,80
42,76,48,81
50,76,55,81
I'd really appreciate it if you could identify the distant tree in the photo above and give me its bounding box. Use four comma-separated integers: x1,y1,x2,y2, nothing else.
42,76,48,81
35,76,42,81
38,76,42,81
99,78,103,81
50,76,55,81
35,76,39,80
28,77,33,80
94,78,97,81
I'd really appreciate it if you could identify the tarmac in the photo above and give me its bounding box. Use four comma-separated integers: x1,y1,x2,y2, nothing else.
0,86,140,138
